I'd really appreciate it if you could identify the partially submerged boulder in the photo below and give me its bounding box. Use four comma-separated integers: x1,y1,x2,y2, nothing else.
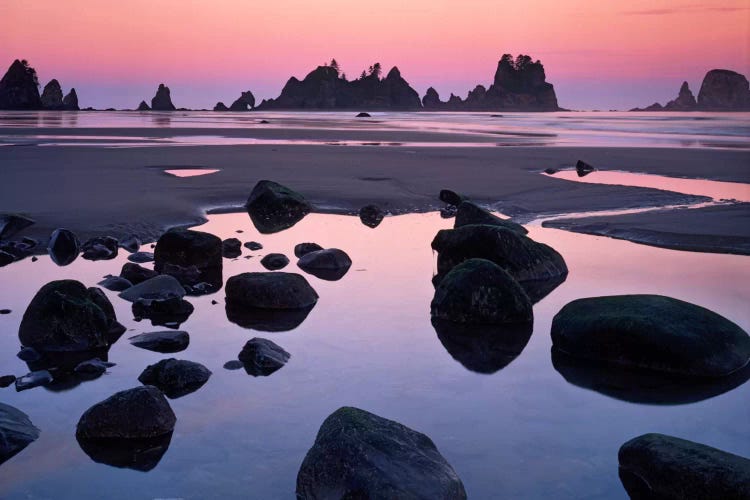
260,253,290,270
97,275,133,292
618,433,750,499
225,272,318,309
0,403,40,465
129,330,190,353
238,338,290,376
81,236,119,261
118,275,186,304
47,228,80,266
551,295,750,377
245,180,311,234
575,160,595,177
454,202,527,235
138,358,211,398
222,238,242,258
359,204,385,228
297,248,352,281
127,251,154,263
296,406,467,500
154,228,222,277
120,262,158,285
431,259,532,324
294,242,322,258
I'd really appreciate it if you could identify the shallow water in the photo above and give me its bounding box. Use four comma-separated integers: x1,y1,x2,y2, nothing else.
0,212,748,499
0,110,748,149
164,168,221,178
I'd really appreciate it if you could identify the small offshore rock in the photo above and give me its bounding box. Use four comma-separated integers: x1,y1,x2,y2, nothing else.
356,112,371,117
544,167,558,175
261,253,290,270
0,403,40,465
298,248,352,270
129,330,190,353
120,262,158,285
238,338,290,376
118,275,186,304
244,241,263,251
47,228,80,266
81,236,119,261
138,358,211,398
128,252,154,263
575,160,596,177
15,370,53,391
222,238,242,258
98,275,133,292
359,204,385,228
294,242,323,258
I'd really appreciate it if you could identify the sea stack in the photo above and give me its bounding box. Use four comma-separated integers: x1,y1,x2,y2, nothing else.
229,91,256,111
698,69,750,110
40,79,64,109
151,84,176,111
63,88,79,110
0,59,41,110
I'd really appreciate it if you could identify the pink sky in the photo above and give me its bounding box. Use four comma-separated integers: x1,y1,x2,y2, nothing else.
1,0,748,110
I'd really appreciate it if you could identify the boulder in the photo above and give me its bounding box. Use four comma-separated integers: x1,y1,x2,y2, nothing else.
294,242,323,258
439,189,465,206
19,280,124,353
0,403,40,465
356,112,371,117
138,359,211,398
76,386,176,439
150,83,176,111
431,259,532,324
213,102,228,111
128,251,154,263
229,91,255,111
118,275,186,304
0,251,14,267
62,88,79,110
132,297,194,328
296,406,467,500
129,330,190,353
575,160,595,177
431,224,568,302
261,253,290,270
225,272,318,309
81,236,119,261
618,433,750,499
359,204,385,228
119,235,141,253
697,69,750,111
120,262,158,285
136,100,151,111
244,241,263,251
97,275,133,292
551,295,750,377
74,358,115,377
0,214,35,239
222,238,242,258
245,180,311,234
0,239,35,261
15,370,53,391
40,79,64,109
0,59,41,110
297,248,352,277
47,228,80,266
238,338,290,376
154,229,222,275
454,201,527,234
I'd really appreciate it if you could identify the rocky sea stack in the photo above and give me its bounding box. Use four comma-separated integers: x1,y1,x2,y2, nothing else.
422,54,560,111
151,83,176,111
632,69,750,111
0,59,41,110
40,79,64,110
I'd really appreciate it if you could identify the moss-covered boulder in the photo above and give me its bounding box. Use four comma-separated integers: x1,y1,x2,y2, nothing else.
431,259,532,325
296,406,467,500
454,201,527,235
551,295,750,377
245,180,311,234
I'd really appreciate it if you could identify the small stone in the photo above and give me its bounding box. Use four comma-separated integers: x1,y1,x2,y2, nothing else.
238,338,290,376
129,331,190,353
0,375,16,388
294,242,323,258
223,360,244,370
15,370,53,391
261,253,290,270
98,275,133,292
0,309,10,314
244,241,263,251
74,358,116,377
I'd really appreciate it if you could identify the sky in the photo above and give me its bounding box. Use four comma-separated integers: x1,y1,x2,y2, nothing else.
1,0,748,110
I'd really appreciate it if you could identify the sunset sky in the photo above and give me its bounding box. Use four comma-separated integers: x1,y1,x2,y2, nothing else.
1,0,748,110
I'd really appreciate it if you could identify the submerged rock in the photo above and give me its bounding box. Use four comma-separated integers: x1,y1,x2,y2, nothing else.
618,433,750,499
551,295,750,377
98,275,133,292
222,238,242,258
297,248,352,280
129,330,189,353
47,228,80,266
119,275,186,304
74,358,115,378
431,259,532,324
575,160,595,177
261,253,290,270
138,359,211,398
150,83,176,111
225,272,318,309
0,214,35,240
0,403,40,465
245,180,311,234
454,201,527,234
296,406,467,500
238,338,290,376
120,262,158,285
19,280,124,353
81,236,119,261
119,235,141,253
359,204,385,228
294,242,322,258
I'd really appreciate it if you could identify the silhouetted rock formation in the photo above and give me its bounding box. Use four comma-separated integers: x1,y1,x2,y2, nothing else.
63,88,79,110
257,62,421,110
213,102,228,111
136,100,151,111
151,84,176,111
229,91,255,111
41,79,64,109
665,81,697,110
698,69,750,110
423,54,560,111
0,59,41,110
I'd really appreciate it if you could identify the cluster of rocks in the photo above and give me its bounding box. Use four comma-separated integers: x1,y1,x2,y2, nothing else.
632,69,750,111
213,91,255,111
136,83,177,111
0,60,79,110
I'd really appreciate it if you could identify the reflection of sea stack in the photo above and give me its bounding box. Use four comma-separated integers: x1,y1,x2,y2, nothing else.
151,83,176,111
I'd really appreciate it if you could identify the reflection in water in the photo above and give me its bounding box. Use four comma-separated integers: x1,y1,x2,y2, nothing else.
551,348,750,405
225,304,315,332
151,114,171,127
248,209,309,235
432,318,533,374
76,432,173,472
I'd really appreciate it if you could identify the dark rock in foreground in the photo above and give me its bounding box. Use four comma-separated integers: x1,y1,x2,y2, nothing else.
0,251,15,267
431,259,532,324
119,235,141,253
150,83,176,111
129,331,190,353
47,228,80,266
261,253,290,270
359,204,385,228
19,280,124,353
575,160,595,177
238,338,290,376
245,180,311,234
120,262,158,285
294,242,322,258
618,433,750,499
454,201,527,234
74,358,115,378
138,359,211,398
296,406,467,500
76,386,176,439
81,236,119,261
298,248,352,281
154,229,222,283
0,403,40,465
0,214,35,240
225,272,318,309
15,370,53,391
551,295,750,378
244,241,263,251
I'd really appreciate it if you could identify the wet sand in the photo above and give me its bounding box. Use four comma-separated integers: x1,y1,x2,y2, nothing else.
0,139,748,250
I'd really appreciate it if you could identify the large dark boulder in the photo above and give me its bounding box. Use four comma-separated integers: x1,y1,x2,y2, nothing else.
296,406,467,500
63,88,79,110
0,59,41,110
132,297,194,328
225,272,318,309
229,91,255,111
238,338,290,376
431,224,568,302
245,180,311,234
81,236,119,261
551,295,750,377
0,403,40,465
138,359,211,398
454,202,527,234
19,280,124,353
47,228,80,266
697,69,750,111
222,238,242,258
120,262,158,285
150,83,176,111
0,214,35,239
618,433,750,499
40,79,64,109
359,204,385,228
154,229,222,274
431,259,532,324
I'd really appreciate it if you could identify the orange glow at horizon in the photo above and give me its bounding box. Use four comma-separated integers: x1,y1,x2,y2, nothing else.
1,0,748,109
